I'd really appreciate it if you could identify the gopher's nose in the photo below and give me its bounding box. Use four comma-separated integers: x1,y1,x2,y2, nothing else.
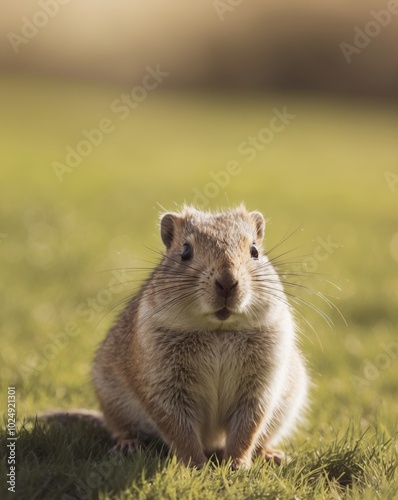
215,270,238,300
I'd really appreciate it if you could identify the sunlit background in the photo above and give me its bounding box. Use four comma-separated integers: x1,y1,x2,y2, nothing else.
0,1,397,495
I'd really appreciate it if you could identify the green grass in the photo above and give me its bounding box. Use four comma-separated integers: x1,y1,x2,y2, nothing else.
0,75,397,499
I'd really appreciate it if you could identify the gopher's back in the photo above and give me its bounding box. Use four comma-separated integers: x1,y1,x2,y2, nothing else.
92,294,157,442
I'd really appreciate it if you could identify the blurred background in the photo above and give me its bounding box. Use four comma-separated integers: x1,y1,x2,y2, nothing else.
0,0,397,435
2,0,398,97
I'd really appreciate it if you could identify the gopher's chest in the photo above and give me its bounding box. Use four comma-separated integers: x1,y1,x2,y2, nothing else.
180,331,273,448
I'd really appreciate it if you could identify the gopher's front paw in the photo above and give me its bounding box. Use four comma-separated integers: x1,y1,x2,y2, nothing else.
109,437,146,456
263,448,286,466
230,456,252,471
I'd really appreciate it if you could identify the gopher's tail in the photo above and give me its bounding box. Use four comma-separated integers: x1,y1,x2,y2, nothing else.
38,409,107,429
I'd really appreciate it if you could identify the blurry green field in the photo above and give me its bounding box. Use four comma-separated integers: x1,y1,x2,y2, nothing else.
0,75,397,499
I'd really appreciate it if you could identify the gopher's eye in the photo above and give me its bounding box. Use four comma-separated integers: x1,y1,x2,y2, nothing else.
250,244,259,259
181,243,193,261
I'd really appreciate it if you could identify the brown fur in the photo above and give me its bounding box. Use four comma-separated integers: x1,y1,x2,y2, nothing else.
91,205,309,469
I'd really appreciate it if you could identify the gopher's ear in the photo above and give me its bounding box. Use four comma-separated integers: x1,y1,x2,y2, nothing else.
160,213,181,249
249,211,265,243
